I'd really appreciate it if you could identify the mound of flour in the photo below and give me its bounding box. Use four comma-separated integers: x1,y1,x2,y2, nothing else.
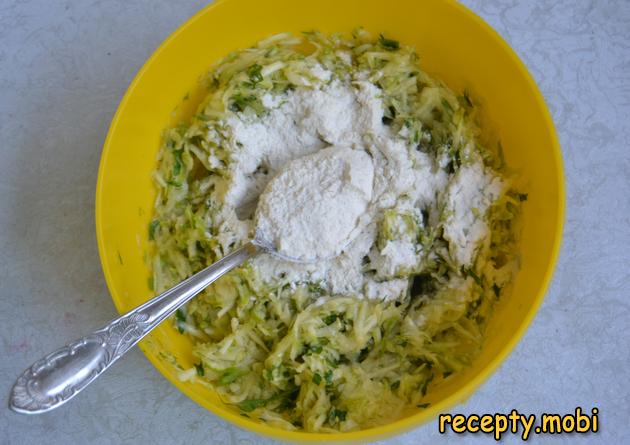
254,146,374,262
221,76,447,300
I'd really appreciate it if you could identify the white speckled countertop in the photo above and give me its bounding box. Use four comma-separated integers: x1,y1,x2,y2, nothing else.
1,1,628,443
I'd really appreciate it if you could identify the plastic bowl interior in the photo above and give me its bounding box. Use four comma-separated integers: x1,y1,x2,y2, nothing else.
95,0,564,442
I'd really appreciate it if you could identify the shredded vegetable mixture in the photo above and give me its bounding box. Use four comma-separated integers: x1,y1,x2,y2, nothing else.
149,31,525,432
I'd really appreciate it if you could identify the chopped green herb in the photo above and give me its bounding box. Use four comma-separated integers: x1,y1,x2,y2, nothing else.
309,344,323,354
277,389,300,411
312,373,322,385
247,64,264,84
218,367,247,385
497,140,506,169
378,34,400,51
357,345,371,362
411,273,436,297
441,98,454,114
382,115,394,126
175,308,186,333
323,313,338,325
329,408,347,422
238,390,295,413
462,267,483,287
172,160,182,176
148,220,159,240
463,90,473,107
229,93,257,113
172,149,183,176
307,282,325,294
238,398,267,412
420,374,434,396
324,370,333,385
194,362,205,376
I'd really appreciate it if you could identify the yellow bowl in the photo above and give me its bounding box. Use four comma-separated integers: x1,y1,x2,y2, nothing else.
96,0,564,442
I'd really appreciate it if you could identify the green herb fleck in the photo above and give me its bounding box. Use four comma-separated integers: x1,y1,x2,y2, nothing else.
357,346,370,362
323,313,338,325
378,34,400,51
463,90,473,107
238,390,294,413
194,362,205,377
247,64,264,84
218,367,247,385
329,408,347,422
238,398,267,412
173,161,181,176
175,308,186,334
324,370,333,385
497,140,506,169
462,267,483,287
148,220,159,240
229,93,257,113
411,273,436,297
420,374,434,396
312,373,322,385
172,149,183,176
441,98,454,114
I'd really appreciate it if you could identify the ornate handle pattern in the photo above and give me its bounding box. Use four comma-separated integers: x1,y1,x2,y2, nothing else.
9,243,258,414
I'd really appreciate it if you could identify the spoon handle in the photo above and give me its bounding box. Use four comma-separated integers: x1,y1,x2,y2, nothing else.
9,242,259,415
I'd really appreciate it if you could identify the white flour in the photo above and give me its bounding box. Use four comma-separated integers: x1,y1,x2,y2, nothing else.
224,81,382,210
442,162,504,265
254,146,374,261
218,75,493,301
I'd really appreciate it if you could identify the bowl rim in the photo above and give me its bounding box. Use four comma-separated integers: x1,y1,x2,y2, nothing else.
95,0,565,441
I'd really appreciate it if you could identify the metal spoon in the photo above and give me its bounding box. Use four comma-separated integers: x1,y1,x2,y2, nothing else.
8,240,272,414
